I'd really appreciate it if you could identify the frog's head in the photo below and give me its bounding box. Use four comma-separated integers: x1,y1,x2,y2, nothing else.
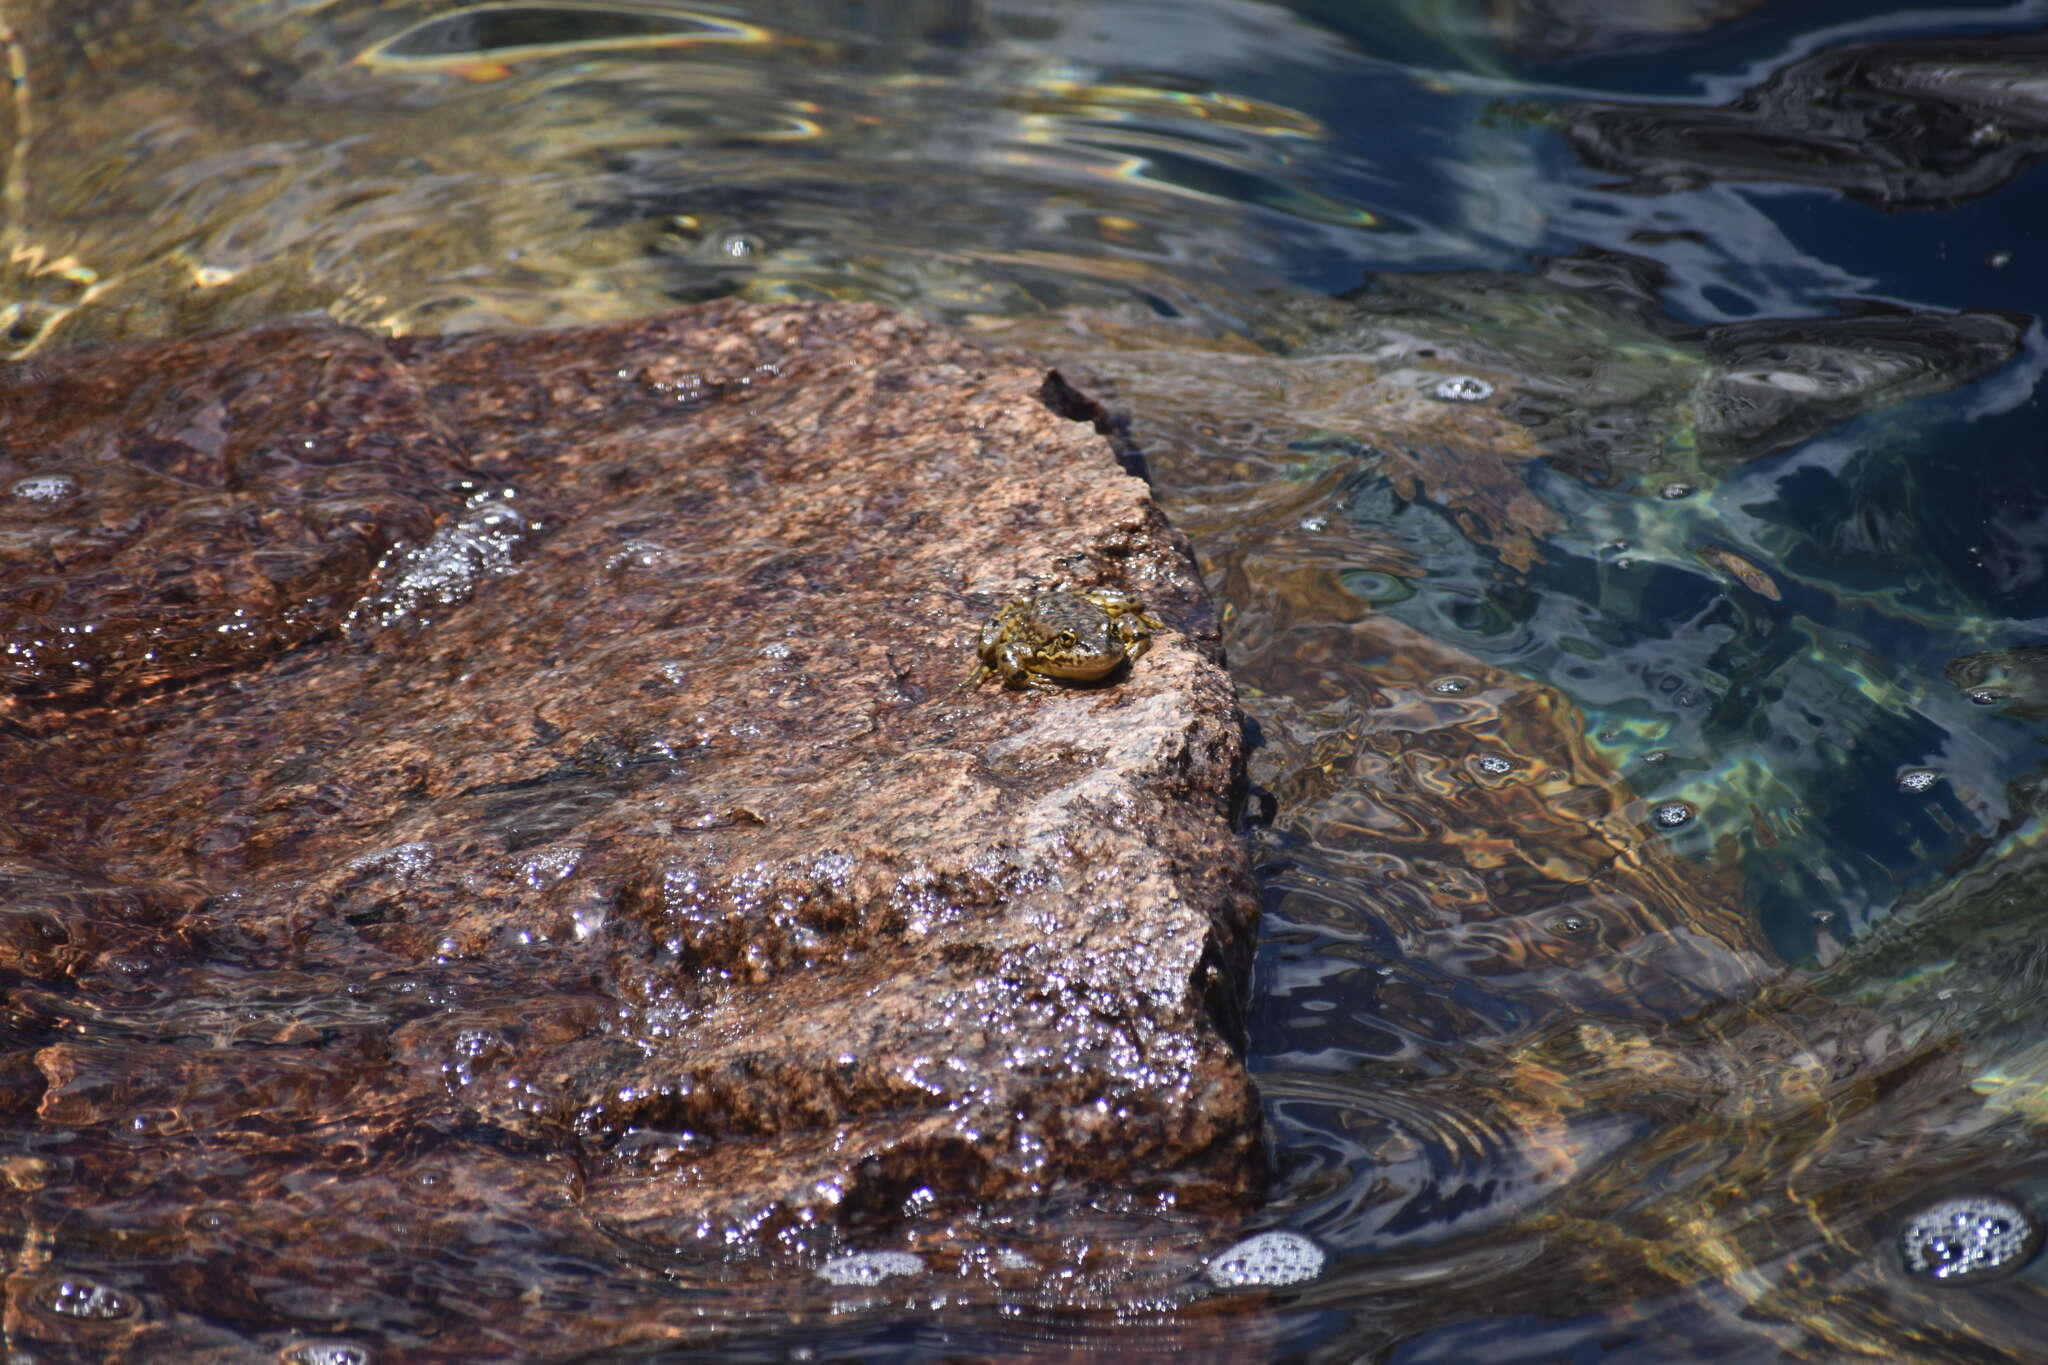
1032,625,1125,680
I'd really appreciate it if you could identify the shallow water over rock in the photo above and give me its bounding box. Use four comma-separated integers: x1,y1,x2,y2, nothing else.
4,1,2048,1360
2,301,1264,1358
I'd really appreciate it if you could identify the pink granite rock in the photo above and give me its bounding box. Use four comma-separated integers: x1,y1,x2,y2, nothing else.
0,301,1261,1357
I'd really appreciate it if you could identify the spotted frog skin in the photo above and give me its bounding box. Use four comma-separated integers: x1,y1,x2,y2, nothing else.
967,585,1164,691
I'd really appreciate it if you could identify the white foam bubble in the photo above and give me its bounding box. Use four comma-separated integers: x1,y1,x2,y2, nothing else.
9,474,78,505
346,841,435,882
1204,1230,1325,1288
1431,375,1494,403
280,1343,373,1365
1652,801,1695,828
817,1250,923,1286
1899,1194,2038,1282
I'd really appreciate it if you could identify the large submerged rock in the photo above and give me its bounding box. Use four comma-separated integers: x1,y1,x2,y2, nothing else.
1556,32,2048,209
0,302,1262,1358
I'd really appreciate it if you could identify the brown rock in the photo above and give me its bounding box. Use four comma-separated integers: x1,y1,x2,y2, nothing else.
0,324,466,694
0,301,1262,1354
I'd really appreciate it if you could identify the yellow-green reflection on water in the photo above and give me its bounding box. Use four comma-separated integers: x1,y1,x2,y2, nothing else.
0,0,1389,356
356,4,784,70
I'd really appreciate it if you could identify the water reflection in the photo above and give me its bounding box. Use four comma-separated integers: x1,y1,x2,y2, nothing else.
4,0,2048,1359
1555,30,2048,209
0,0,1409,352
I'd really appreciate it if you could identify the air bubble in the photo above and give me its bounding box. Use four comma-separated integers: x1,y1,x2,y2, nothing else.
1298,515,1328,532
1475,755,1514,775
1430,375,1493,403
33,1275,139,1321
1658,482,1694,499
1204,1230,1326,1288
1898,1193,2039,1283
1430,676,1473,696
1969,689,2005,706
817,1251,923,1286
1898,768,1940,793
281,1343,374,1365
452,1028,496,1058
1547,913,1595,936
1652,801,1694,828
9,474,78,505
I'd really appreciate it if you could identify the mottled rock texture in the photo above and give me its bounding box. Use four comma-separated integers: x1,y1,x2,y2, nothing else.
0,302,1261,1359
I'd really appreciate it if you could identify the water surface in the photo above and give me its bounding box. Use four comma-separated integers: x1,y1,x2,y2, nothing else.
5,1,2048,1359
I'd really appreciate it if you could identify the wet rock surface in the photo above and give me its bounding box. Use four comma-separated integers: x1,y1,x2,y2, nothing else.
0,300,1262,1358
0,326,466,694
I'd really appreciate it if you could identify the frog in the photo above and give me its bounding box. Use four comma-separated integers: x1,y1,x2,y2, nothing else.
965,585,1164,691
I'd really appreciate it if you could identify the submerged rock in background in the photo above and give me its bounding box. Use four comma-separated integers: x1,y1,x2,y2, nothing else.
1557,33,2048,209
0,300,1261,1358
1488,0,1761,63
1945,645,2048,720
1262,253,2026,491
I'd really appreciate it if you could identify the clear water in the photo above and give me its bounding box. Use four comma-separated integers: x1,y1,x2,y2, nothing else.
6,1,2048,1359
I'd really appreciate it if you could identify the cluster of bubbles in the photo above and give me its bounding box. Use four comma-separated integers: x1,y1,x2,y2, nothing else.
1433,376,1499,403
8,474,79,506
1203,1230,1326,1288
1897,768,1941,793
350,487,528,632
1429,375,1494,403
1475,754,1515,775
1898,1193,2040,1283
815,1251,924,1286
280,1343,373,1365
1652,801,1695,828
33,1275,138,1321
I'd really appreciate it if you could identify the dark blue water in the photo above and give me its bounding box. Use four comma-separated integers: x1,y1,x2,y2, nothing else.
1218,4,2048,1358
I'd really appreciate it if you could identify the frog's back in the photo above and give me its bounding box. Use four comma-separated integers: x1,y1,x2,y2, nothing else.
1028,589,1106,637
